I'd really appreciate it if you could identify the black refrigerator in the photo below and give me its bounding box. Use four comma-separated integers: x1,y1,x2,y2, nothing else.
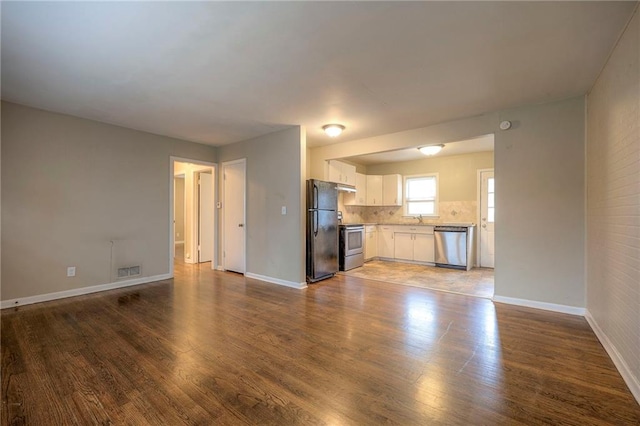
306,179,339,282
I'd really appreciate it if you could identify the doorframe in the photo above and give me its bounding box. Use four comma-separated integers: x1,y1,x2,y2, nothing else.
476,168,494,267
220,158,247,273
173,173,186,259
169,156,218,278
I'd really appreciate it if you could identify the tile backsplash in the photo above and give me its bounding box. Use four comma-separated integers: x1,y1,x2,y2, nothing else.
340,200,477,225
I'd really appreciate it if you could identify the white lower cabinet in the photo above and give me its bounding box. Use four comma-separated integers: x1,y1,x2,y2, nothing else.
364,225,378,260
413,234,434,263
377,226,395,258
392,226,435,263
393,233,414,260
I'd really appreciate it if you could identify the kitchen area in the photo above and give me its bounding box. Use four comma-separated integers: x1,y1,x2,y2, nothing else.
307,136,495,298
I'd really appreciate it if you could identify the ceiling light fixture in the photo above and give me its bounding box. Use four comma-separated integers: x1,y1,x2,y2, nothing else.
323,124,345,137
418,144,444,156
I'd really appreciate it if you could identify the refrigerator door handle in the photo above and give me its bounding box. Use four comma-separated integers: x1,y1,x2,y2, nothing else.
313,210,319,237
313,184,319,209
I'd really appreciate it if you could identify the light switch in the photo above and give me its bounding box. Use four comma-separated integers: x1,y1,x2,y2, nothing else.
67,266,76,277
281,206,287,215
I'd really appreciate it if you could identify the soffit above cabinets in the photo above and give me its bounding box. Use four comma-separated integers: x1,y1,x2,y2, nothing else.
345,135,495,166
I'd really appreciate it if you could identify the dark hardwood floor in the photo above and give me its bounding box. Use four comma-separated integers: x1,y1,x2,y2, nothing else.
2,261,639,425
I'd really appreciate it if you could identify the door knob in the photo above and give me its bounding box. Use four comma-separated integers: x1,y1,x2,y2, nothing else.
482,224,487,228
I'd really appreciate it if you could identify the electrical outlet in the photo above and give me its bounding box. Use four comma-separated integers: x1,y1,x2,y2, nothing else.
281,206,287,215
67,266,76,277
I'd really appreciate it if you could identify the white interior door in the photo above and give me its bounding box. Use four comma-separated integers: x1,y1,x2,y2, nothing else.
223,160,246,273
198,172,214,263
480,170,495,268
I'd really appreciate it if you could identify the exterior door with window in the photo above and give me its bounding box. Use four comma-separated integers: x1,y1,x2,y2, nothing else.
480,170,495,268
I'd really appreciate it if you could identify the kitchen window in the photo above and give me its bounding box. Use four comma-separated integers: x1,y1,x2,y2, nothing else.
404,174,438,216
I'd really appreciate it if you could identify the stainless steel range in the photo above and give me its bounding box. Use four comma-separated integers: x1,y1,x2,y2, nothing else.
339,224,365,271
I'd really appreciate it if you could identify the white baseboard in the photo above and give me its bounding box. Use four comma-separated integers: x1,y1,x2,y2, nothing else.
215,265,225,271
585,310,640,404
245,272,307,289
492,295,585,316
0,273,172,309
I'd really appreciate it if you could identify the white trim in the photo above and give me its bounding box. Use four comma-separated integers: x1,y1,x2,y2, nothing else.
492,295,585,316
585,310,640,404
1,273,172,309
245,272,307,289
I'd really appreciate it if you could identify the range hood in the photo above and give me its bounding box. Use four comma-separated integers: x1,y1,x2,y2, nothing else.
336,183,356,193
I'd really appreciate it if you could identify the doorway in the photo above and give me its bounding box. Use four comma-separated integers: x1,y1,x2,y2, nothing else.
222,159,246,274
170,158,217,276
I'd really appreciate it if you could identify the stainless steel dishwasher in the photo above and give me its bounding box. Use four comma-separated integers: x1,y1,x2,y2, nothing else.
434,226,469,270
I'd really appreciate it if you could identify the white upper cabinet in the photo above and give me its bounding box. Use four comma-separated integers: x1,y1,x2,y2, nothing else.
329,164,402,207
366,175,383,206
382,174,403,206
344,172,367,206
327,160,356,186
342,163,356,186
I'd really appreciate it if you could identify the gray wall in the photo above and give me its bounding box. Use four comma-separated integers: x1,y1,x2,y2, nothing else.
218,126,306,285
495,97,585,307
311,96,586,308
586,8,639,397
1,102,217,301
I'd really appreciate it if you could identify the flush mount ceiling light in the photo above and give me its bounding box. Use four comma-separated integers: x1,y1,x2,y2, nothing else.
323,124,345,137
418,144,445,156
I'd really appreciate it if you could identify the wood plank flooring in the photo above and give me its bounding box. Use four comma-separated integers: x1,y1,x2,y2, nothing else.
2,262,639,425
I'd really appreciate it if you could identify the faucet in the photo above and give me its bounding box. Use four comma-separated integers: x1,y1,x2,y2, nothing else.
417,214,424,224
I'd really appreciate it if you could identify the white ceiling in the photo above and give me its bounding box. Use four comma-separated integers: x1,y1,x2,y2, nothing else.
345,134,495,166
1,2,635,148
